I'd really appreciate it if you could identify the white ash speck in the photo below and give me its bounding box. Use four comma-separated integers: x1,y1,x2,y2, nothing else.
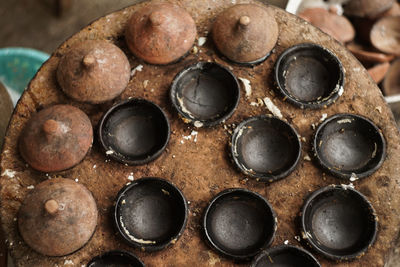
106,150,114,155
93,165,97,169
320,113,328,122
238,77,252,97
180,140,184,144
194,121,203,128
198,37,207,46
294,236,301,242
1,169,16,178
75,178,79,182
64,260,74,265
350,173,359,182
304,155,312,161
131,64,143,77
128,173,134,181
27,185,35,190
143,80,149,88
250,102,258,106
284,240,289,245
263,97,283,119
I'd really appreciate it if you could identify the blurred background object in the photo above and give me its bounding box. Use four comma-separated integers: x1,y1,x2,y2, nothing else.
0,81,13,149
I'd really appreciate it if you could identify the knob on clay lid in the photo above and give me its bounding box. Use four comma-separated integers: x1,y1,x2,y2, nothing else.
125,2,197,65
18,178,98,256
19,104,93,172
57,40,130,103
212,4,279,64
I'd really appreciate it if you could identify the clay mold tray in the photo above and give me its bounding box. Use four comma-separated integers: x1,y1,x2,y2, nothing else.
301,185,378,260
313,114,386,179
203,188,276,260
88,250,144,267
114,177,188,251
231,115,301,182
170,62,240,127
250,245,321,267
275,43,344,109
99,98,170,165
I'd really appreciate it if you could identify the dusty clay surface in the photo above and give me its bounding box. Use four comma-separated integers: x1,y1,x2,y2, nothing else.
1,0,400,266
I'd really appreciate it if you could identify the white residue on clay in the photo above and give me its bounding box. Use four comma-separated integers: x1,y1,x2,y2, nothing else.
27,185,35,190
119,216,156,244
320,113,328,122
207,251,221,265
341,183,355,190
143,80,149,88
182,131,198,143
198,37,207,46
64,260,74,265
106,150,114,155
350,173,358,182
131,64,143,77
304,155,312,161
238,77,252,97
337,118,352,124
194,121,203,128
338,85,344,96
1,169,16,178
128,173,134,181
263,97,283,119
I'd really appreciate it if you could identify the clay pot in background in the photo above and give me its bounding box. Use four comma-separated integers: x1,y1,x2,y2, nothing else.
371,16,400,56
347,42,395,64
299,7,355,43
383,59,400,96
368,62,391,84
0,82,13,150
343,0,395,19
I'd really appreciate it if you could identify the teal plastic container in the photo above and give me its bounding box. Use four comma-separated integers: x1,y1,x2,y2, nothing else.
0,47,49,105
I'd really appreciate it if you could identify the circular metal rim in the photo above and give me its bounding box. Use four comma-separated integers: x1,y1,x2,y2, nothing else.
170,61,241,127
274,42,345,109
230,115,302,182
202,188,277,260
313,113,386,179
113,177,188,252
250,245,321,267
300,185,378,261
98,98,171,166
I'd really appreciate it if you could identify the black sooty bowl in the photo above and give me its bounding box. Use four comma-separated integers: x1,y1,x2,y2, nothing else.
301,185,378,260
99,98,170,165
170,62,240,127
250,245,321,267
88,250,145,267
203,188,276,260
231,115,301,182
275,43,344,109
114,177,188,251
314,114,386,179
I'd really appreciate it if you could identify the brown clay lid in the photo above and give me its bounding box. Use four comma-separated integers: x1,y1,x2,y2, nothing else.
299,7,355,43
367,62,390,84
343,0,395,18
212,4,279,64
125,2,197,65
370,16,400,56
347,42,395,64
383,58,400,96
19,104,93,172
57,40,130,103
18,178,98,256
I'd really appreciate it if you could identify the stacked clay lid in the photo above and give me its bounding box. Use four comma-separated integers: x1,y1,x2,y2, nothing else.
19,104,93,172
343,0,395,18
57,40,130,103
212,4,279,64
125,2,197,65
18,178,98,256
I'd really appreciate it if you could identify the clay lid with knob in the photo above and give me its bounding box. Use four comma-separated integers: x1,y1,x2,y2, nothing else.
19,104,93,172
212,4,279,64
57,40,130,103
18,178,98,256
125,2,197,65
